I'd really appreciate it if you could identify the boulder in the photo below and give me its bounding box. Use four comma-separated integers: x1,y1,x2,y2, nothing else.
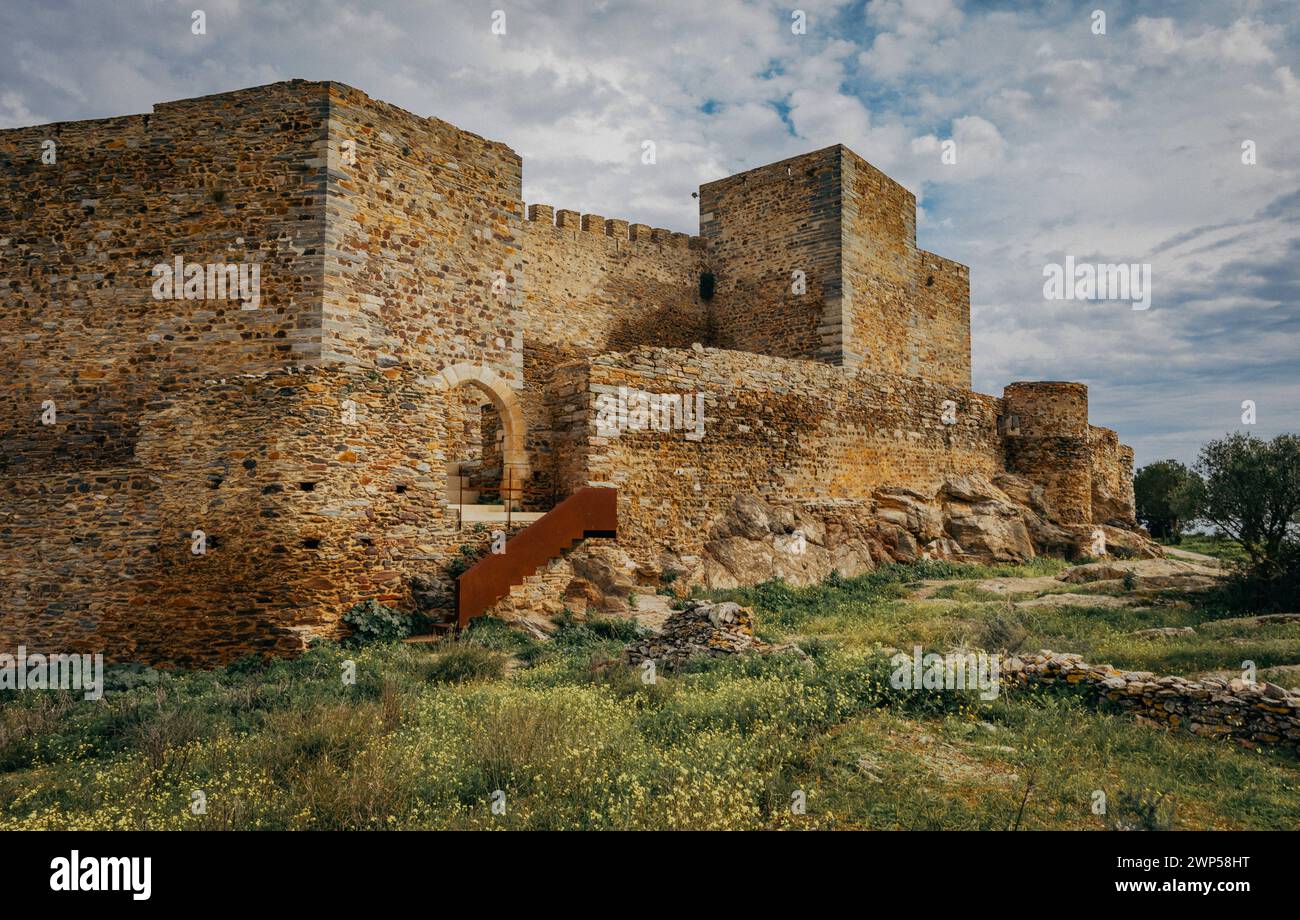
874,487,945,542
1131,626,1197,638
942,500,1036,563
568,543,640,597
1092,480,1137,528
1014,593,1138,610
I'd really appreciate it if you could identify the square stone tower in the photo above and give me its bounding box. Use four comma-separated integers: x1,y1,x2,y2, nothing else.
699,145,971,388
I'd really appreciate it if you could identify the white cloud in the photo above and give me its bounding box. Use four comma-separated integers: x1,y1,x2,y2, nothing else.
1135,16,1280,65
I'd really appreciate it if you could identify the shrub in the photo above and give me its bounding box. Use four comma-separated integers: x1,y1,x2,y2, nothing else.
445,544,485,580
1210,542,1300,614
342,600,412,644
969,610,1029,654
1106,790,1176,832
418,644,507,684
583,616,648,642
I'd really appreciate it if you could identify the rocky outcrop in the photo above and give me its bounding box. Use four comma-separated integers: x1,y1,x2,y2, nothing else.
685,475,1158,590
1060,557,1221,590
531,476,1162,624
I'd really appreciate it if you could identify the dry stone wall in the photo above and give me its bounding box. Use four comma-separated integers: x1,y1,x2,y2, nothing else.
1008,651,1300,754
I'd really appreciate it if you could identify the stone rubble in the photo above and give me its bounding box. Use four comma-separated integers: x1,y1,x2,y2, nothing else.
623,600,802,669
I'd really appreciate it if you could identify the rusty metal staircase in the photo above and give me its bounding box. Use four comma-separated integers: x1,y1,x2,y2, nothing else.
454,486,618,629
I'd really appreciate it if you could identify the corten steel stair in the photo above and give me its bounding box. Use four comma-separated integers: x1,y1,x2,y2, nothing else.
455,486,618,629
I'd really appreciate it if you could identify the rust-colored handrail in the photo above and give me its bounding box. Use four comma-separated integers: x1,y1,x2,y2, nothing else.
456,486,617,629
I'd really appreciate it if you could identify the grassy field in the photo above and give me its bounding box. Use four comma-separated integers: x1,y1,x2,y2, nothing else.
1160,532,1248,563
2,559,1297,830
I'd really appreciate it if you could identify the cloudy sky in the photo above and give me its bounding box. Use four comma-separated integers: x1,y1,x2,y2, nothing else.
2,0,1296,468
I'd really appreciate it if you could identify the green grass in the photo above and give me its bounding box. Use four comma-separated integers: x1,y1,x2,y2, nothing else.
1161,532,1248,563
1,560,1297,830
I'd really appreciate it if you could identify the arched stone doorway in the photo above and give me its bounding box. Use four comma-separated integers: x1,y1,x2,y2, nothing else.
432,363,529,513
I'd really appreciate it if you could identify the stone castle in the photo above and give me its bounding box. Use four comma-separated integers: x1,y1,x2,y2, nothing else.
0,80,1143,666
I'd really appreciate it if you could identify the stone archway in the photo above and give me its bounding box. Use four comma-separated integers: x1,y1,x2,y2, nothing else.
432,363,529,507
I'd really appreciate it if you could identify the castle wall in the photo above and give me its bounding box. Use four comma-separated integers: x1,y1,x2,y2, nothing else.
1089,425,1137,525
517,207,708,504
0,365,470,666
321,83,524,387
548,346,1003,564
0,79,1143,666
0,81,330,473
697,146,971,387
699,146,843,363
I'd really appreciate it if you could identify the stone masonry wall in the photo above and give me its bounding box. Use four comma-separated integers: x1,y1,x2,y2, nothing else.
840,148,971,388
518,207,708,505
0,81,330,474
699,146,842,364
549,345,1004,566
698,145,971,387
1089,425,1137,526
1003,381,1093,524
0,79,1142,665
321,82,524,386
1008,651,1300,755
0,364,471,667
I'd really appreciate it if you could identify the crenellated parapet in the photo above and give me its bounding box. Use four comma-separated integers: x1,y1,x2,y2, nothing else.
526,202,698,250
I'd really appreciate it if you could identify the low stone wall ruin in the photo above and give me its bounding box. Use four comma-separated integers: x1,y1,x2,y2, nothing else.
1007,651,1300,754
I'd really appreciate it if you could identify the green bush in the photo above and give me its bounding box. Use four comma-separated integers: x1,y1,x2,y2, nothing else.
445,544,485,580
1209,543,1300,614
342,600,412,644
